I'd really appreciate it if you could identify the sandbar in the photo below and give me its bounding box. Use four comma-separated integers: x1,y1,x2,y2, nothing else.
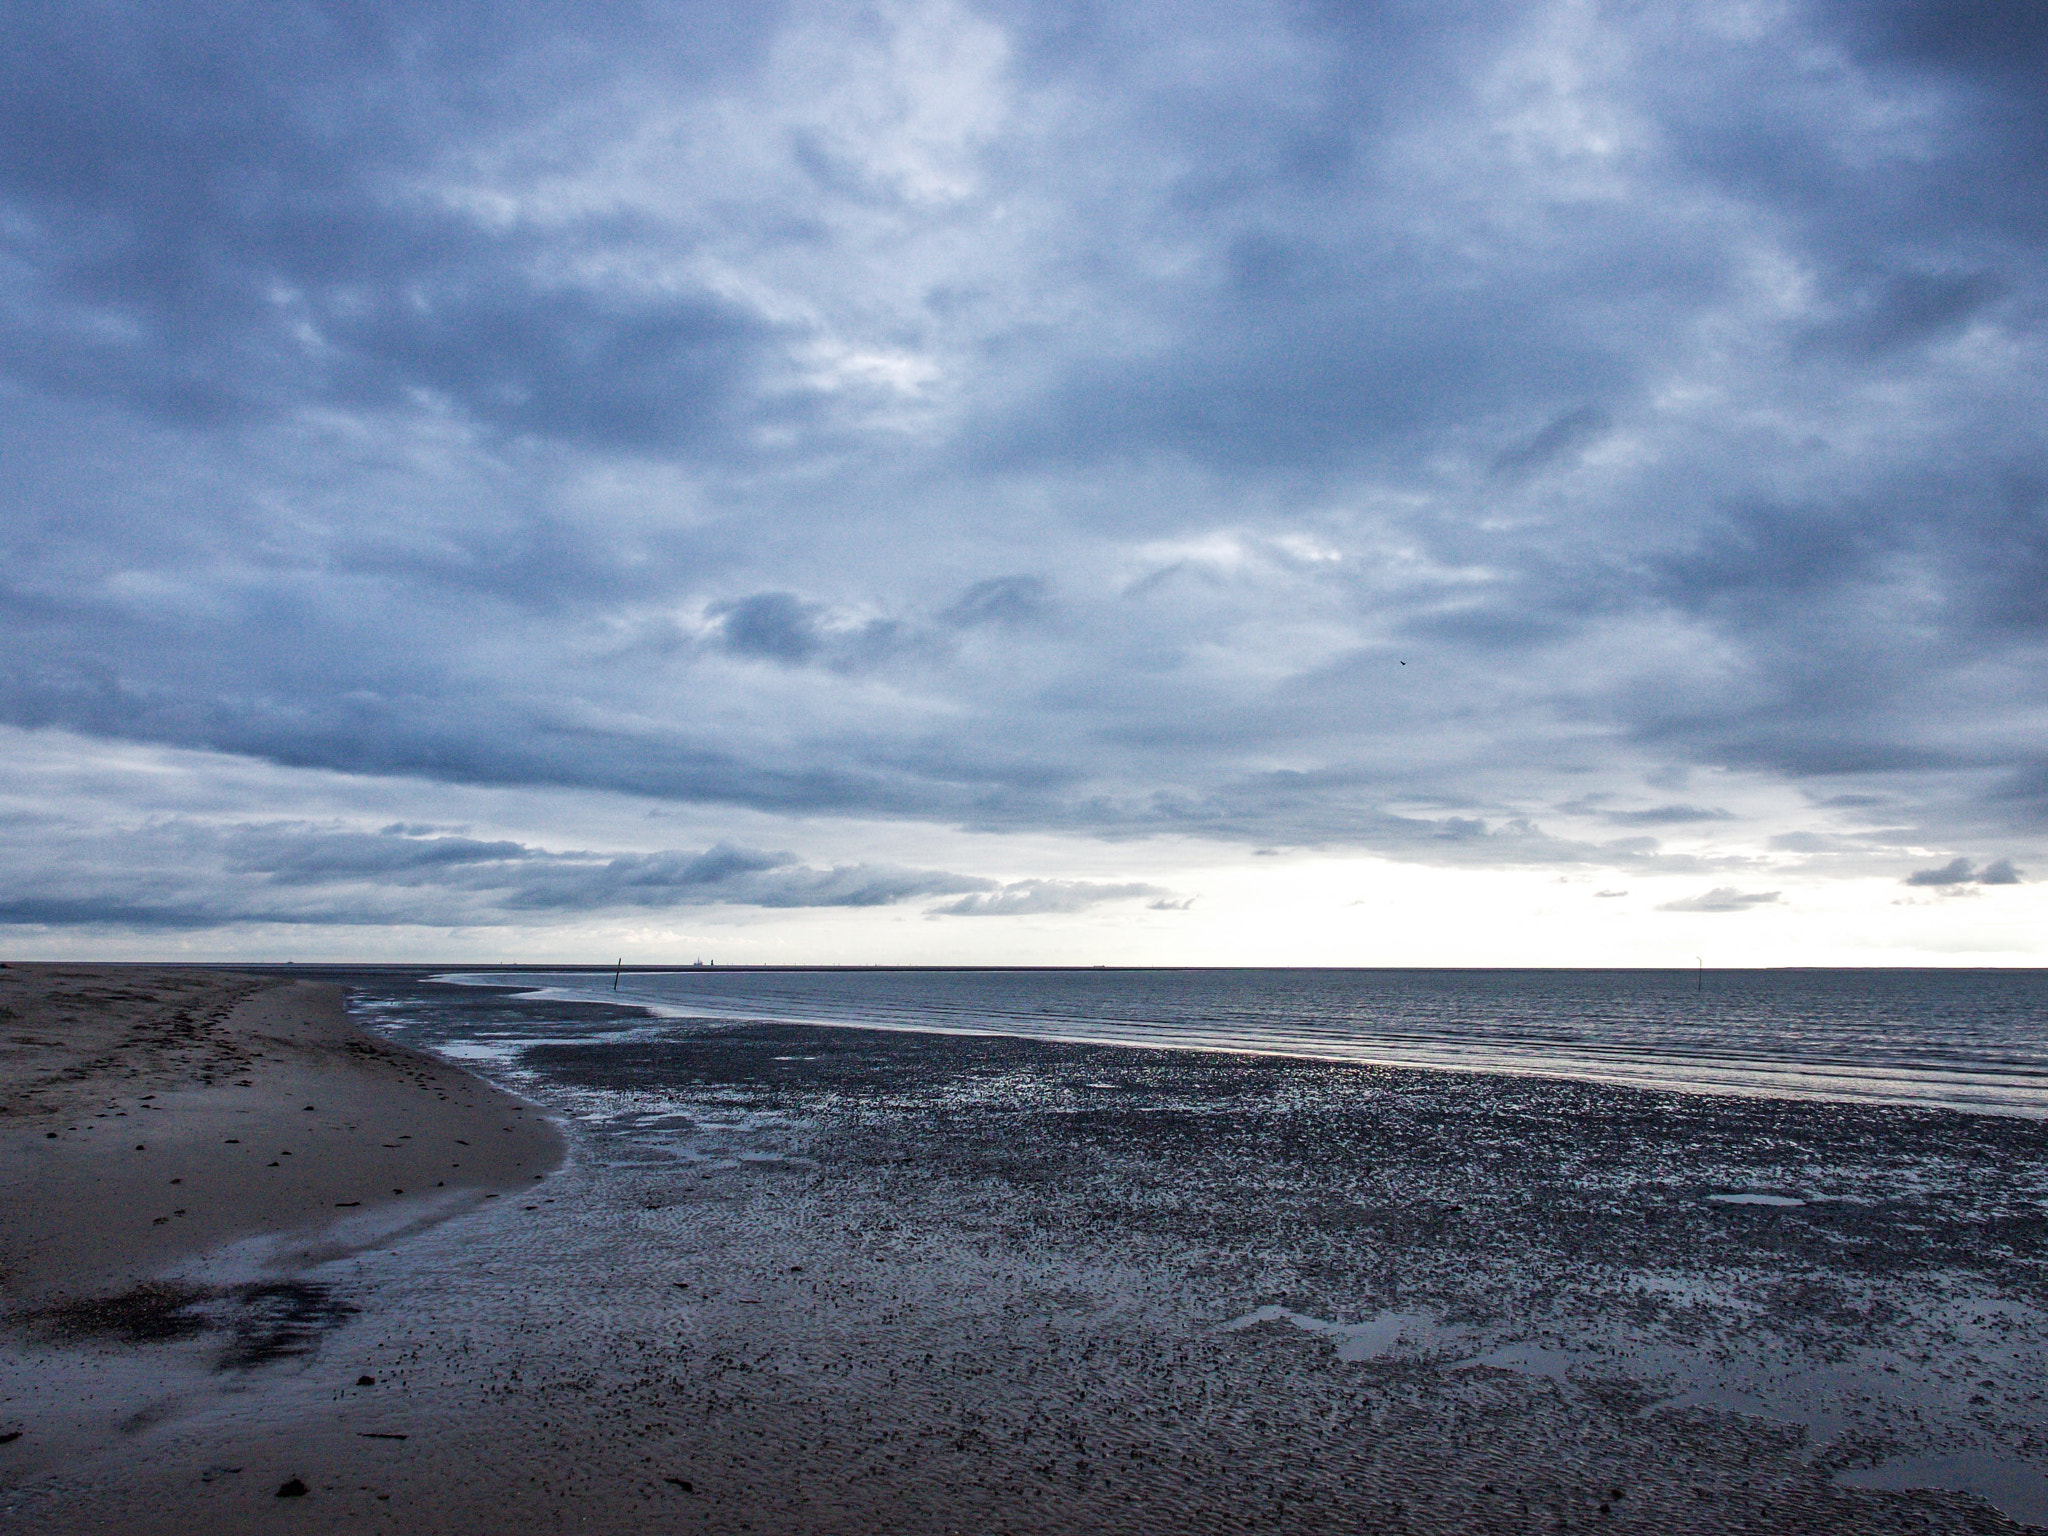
0,964,562,1304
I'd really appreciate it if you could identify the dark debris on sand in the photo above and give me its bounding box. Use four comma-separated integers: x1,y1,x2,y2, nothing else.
18,1279,355,1369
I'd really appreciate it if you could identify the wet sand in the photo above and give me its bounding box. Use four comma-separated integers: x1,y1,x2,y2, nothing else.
4,972,2046,1533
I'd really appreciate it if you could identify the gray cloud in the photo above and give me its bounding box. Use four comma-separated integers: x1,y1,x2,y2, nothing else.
0,897,238,931
0,820,1008,930
1601,806,1734,828
1905,856,2025,887
224,827,530,883
0,1,790,447
713,594,827,665
1489,406,1611,481
930,880,1168,917
503,846,992,911
939,576,1051,629
1906,857,1977,887
1657,888,1783,913
1797,270,2007,359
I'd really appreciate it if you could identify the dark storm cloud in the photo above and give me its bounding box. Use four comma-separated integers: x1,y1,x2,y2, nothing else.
0,0,2045,914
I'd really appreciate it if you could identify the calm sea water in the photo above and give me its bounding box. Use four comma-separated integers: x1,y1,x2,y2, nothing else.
436,967,2048,1118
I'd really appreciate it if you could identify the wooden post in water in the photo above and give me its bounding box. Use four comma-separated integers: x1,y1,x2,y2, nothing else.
613,957,623,991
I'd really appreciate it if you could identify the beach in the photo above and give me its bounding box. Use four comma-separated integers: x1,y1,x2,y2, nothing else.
4,968,2045,1532
0,965,562,1303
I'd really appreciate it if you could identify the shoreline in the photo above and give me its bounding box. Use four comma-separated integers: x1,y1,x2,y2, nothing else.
444,966,2048,1121
0,965,564,1305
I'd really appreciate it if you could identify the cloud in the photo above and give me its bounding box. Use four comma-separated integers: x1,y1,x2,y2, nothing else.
0,819,1004,930
1657,888,1782,913
0,0,2045,948
1797,270,2007,359
1601,806,1734,828
506,848,992,911
712,594,827,664
1905,856,2025,887
0,897,237,931
1489,405,1611,480
224,826,531,883
0,1,790,447
939,576,1051,629
929,880,1168,917
1906,856,1976,887
705,592,928,673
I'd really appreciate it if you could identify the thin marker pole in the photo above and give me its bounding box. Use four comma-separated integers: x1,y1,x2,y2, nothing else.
613,957,623,991
1696,956,1703,995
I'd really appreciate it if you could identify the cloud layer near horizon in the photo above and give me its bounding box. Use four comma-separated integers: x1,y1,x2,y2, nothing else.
1,0,2043,942
0,813,1169,931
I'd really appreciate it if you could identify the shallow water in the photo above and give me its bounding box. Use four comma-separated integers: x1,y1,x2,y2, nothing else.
446,967,2048,1117
1841,1454,2048,1528
1217,1293,2048,1525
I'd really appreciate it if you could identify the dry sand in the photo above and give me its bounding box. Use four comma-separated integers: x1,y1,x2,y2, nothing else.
0,965,561,1301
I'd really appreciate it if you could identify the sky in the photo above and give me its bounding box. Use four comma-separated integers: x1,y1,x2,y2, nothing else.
2,0,2044,966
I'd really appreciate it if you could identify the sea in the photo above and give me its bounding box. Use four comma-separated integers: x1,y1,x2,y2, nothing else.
428,966,2048,1118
